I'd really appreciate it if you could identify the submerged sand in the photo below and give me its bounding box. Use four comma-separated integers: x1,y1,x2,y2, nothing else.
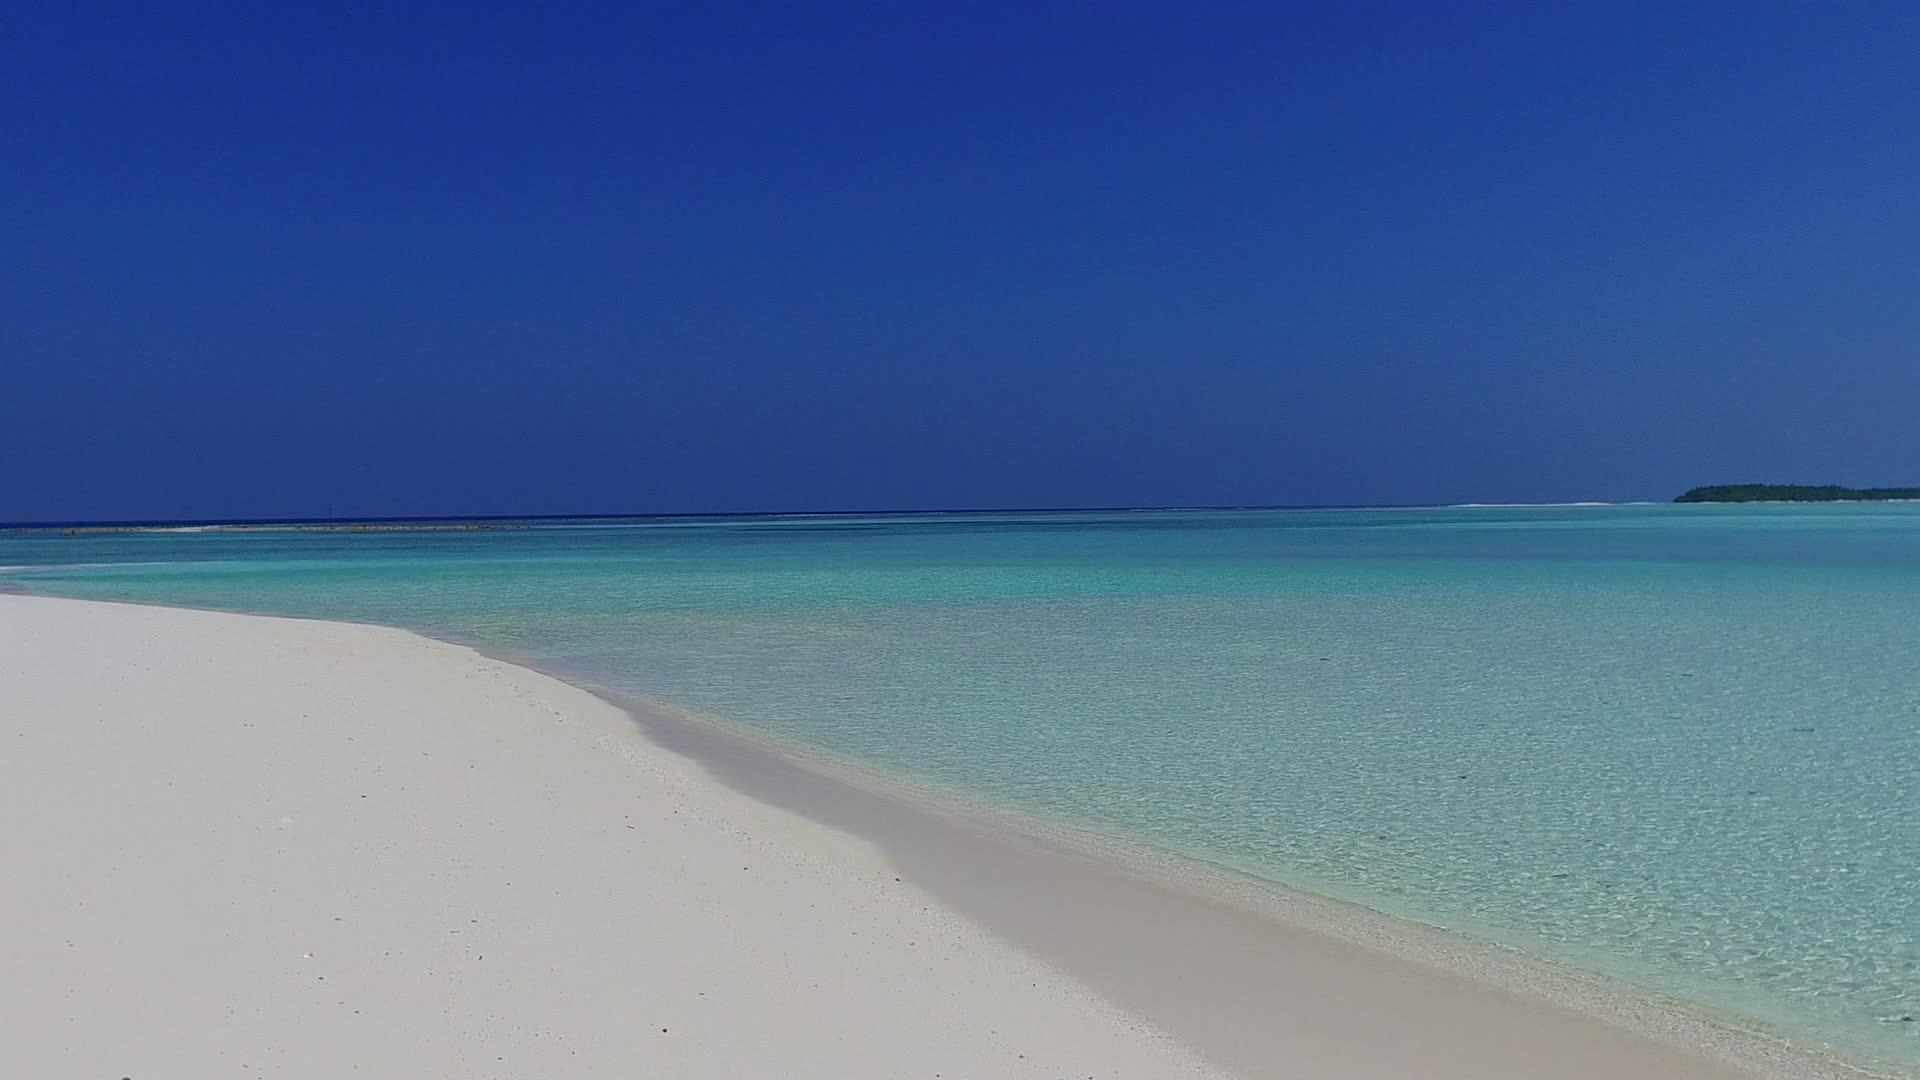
0,594,1860,1078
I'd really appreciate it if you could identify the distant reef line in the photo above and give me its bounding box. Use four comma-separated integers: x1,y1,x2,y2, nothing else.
1676,484,1920,503
4,521,533,536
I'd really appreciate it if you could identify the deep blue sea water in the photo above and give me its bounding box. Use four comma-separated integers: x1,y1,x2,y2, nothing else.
4,504,1917,1069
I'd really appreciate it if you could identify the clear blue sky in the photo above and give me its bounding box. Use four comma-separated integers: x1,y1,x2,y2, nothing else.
4,3,1916,521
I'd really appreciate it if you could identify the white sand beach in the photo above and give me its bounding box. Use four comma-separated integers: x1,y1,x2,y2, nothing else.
0,594,1845,1078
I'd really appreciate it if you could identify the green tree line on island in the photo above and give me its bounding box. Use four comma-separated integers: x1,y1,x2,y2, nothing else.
1676,484,1920,503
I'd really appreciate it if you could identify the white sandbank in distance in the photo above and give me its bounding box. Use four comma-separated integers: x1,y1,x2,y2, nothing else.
0,594,1863,1079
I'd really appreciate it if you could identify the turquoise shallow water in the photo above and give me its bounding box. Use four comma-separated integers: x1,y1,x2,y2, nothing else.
4,505,1918,1069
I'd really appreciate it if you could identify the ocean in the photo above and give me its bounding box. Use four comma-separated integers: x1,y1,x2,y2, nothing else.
4,503,1916,1070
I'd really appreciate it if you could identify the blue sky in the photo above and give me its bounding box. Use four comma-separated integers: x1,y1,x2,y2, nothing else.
4,3,1917,520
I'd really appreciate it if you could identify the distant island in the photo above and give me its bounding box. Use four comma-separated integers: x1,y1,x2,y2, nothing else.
1676,484,1920,503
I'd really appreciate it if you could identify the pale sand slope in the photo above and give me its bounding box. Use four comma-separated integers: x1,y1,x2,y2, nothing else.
0,595,1832,1079
0,595,1214,1079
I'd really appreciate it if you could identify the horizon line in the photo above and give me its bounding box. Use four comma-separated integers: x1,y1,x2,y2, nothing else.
0,500,1656,530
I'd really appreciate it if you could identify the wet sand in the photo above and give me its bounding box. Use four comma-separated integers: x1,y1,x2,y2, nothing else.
607,692,1863,1080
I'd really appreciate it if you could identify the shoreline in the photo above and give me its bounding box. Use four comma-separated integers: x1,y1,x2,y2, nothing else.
564,684,1884,1080
0,591,1891,1078
0,593,1216,1079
